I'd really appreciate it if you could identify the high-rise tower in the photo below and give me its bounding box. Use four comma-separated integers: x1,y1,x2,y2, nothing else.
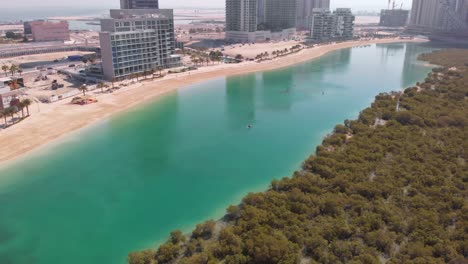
225,0,298,42
296,0,330,30
408,0,468,33
226,0,258,32
259,0,297,31
225,0,259,42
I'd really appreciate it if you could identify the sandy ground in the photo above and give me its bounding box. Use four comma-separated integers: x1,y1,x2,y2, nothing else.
223,40,302,58
355,16,380,25
0,38,427,166
0,51,94,65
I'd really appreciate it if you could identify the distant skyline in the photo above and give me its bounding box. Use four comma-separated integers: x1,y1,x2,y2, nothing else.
3,0,414,11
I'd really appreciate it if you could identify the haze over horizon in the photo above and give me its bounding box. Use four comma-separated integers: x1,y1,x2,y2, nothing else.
3,0,414,11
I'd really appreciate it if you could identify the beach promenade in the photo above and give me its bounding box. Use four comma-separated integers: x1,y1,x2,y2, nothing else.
0,38,427,166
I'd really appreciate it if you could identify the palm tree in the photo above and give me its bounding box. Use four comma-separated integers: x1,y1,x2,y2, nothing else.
17,102,25,118
79,84,88,96
97,82,105,93
17,68,23,76
12,106,20,120
4,107,15,123
190,55,199,66
158,66,163,76
21,99,32,116
2,65,9,76
9,64,18,76
0,111,6,127
2,108,12,125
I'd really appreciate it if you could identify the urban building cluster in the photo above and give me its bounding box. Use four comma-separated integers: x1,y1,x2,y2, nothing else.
225,0,355,43
225,0,297,43
99,0,181,80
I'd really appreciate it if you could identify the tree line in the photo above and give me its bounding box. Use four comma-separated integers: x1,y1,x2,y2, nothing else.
0,99,32,128
1,64,23,77
128,48,468,264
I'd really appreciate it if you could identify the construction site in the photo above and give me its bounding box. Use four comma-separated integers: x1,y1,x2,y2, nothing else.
379,1,410,28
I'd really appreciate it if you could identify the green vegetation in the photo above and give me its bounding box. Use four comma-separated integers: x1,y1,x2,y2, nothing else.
128,49,468,264
5,31,23,39
185,49,224,66
256,45,303,61
1,98,32,128
1,64,23,77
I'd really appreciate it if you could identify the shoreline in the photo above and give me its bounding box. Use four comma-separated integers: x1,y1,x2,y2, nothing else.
0,38,427,167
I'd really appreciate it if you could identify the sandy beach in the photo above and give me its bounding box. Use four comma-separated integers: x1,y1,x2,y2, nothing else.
0,38,426,166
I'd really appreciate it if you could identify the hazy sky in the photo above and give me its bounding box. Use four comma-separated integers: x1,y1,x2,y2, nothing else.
3,0,414,10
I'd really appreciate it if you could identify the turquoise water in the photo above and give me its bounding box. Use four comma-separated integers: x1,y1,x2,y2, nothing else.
0,43,436,264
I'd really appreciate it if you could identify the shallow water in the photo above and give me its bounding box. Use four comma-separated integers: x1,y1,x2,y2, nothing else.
0,43,436,264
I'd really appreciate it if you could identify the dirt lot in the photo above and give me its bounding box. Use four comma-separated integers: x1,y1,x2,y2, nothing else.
222,40,303,59
0,51,94,65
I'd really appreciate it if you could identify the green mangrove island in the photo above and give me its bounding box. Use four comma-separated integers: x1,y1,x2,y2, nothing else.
129,49,468,264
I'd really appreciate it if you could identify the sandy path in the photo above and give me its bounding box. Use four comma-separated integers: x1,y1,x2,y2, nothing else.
0,38,426,166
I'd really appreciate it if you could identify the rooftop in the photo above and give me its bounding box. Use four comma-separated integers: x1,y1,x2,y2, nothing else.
109,9,173,20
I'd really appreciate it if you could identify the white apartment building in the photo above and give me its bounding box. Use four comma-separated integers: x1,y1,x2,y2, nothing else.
310,8,355,42
310,8,335,41
334,8,355,40
99,9,180,81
